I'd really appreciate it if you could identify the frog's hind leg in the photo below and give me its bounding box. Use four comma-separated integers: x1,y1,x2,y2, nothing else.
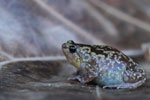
102,79,146,89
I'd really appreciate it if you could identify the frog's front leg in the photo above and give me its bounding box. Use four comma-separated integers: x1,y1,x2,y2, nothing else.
68,71,81,81
69,70,97,84
103,80,146,89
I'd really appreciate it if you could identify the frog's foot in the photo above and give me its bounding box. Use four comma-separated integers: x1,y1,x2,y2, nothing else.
68,74,95,84
77,75,96,84
67,75,80,81
67,71,81,81
103,79,146,89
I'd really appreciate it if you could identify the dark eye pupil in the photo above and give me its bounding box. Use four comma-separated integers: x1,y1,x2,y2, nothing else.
69,45,76,53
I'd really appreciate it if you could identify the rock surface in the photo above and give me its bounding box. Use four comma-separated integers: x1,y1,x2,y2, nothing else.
0,59,150,100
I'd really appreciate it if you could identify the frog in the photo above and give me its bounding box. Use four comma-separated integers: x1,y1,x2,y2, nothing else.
62,40,146,89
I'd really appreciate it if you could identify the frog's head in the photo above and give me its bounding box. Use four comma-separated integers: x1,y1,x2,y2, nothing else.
62,40,92,70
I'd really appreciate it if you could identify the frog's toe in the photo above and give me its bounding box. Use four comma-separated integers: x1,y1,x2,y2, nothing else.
102,85,119,89
103,84,134,89
67,75,80,81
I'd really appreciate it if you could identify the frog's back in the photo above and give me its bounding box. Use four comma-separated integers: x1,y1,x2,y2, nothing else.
90,45,146,88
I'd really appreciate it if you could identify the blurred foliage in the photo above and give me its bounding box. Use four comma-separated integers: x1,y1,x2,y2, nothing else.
0,0,149,57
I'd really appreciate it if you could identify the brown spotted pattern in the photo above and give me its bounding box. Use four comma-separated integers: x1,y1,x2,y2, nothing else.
62,40,146,89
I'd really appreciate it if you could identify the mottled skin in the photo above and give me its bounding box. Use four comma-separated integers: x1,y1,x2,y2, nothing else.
62,40,146,89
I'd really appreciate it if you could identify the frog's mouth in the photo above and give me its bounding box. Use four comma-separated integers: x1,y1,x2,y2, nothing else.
63,52,82,70
62,42,82,70
62,44,81,70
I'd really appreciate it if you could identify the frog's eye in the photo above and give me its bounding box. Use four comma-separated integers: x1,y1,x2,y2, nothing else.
69,45,76,53
67,40,74,44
